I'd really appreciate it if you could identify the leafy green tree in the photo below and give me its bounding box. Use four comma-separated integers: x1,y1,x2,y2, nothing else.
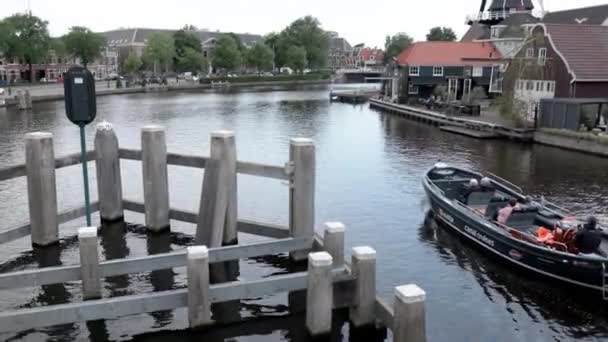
426,27,457,41
2,13,50,82
177,47,206,73
123,52,142,77
212,34,242,73
227,32,245,52
63,26,105,68
280,16,329,69
384,33,413,64
173,29,202,72
246,42,274,73
143,33,175,73
49,38,67,58
285,46,307,74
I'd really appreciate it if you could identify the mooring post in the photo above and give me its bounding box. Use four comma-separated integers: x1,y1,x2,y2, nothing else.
17,90,26,110
306,251,333,336
323,222,345,268
393,284,426,342
187,246,212,328
79,227,101,300
289,138,315,262
25,132,59,246
210,131,237,246
141,125,170,232
94,122,124,222
350,246,376,327
196,131,233,247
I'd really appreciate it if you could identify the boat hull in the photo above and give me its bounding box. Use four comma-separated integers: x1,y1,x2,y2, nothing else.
423,177,606,292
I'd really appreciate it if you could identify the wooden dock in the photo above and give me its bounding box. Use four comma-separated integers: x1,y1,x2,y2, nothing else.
439,126,499,139
0,123,427,341
369,98,535,141
330,90,378,104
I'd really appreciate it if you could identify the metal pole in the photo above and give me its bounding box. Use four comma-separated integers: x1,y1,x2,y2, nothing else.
80,124,92,226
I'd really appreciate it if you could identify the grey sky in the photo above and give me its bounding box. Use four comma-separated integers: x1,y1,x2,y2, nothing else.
3,0,607,47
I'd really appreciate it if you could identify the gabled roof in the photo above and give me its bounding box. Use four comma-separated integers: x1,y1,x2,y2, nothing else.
100,28,262,48
359,48,383,60
397,41,502,66
539,24,608,81
542,4,608,25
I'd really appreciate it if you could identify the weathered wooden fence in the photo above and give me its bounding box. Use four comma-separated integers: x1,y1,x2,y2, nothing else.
0,122,426,341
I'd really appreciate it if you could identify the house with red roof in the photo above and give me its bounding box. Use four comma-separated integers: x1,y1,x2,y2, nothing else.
396,41,502,101
357,48,384,69
507,23,608,120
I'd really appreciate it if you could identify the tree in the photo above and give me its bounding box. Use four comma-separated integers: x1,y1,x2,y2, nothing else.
384,33,413,64
63,26,105,68
285,46,307,74
246,42,274,73
2,13,50,82
123,52,142,77
143,33,175,73
212,34,242,73
177,47,206,73
426,27,457,42
279,16,329,69
173,29,202,72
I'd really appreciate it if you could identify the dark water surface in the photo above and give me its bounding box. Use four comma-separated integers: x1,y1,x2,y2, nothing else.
1,85,608,341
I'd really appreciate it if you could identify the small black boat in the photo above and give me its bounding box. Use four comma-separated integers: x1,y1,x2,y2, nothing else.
423,163,608,296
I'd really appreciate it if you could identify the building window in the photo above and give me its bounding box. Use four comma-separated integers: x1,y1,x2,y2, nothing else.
491,26,502,38
408,83,419,94
409,66,419,76
473,66,483,77
525,48,534,58
526,81,533,90
538,48,547,66
433,66,443,77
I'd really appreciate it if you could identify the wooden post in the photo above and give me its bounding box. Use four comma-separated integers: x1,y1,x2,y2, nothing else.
196,131,233,248
141,125,170,232
187,246,212,328
211,131,237,246
17,90,27,110
95,122,123,222
24,89,32,109
323,222,345,268
25,132,58,246
393,284,426,342
306,251,333,336
289,138,315,262
350,246,376,327
79,227,101,300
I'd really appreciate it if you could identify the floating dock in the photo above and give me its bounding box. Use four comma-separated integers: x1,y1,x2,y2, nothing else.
330,90,378,104
369,98,535,141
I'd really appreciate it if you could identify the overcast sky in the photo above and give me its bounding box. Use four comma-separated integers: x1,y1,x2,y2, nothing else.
3,0,607,47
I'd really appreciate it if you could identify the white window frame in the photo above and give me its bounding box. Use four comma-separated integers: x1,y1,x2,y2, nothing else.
538,48,547,66
408,83,419,94
409,66,420,76
433,66,444,77
526,48,534,58
472,66,483,77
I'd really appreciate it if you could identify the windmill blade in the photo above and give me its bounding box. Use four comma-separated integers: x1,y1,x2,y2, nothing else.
480,0,488,13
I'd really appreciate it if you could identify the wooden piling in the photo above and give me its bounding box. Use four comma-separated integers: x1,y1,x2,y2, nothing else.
95,122,124,222
187,246,212,328
196,131,233,247
349,246,376,327
25,132,59,246
289,138,315,262
141,125,170,232
323,222,345,268
306,251,333,336
393,284,426,342
17,91,27,110
79,227,101,300
210,131,237,246
24,90,32,109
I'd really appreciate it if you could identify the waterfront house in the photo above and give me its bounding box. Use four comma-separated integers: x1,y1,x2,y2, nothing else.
506,23,608,120
396,41,502,102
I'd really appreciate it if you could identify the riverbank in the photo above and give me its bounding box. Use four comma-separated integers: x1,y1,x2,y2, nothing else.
1,79,332,106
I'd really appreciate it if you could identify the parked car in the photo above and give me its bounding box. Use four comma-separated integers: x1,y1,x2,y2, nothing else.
106,74,124,81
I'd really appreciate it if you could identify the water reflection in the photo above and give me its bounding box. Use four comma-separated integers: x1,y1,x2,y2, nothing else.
99,221,131,297
420,212,608,340
146,232,176,328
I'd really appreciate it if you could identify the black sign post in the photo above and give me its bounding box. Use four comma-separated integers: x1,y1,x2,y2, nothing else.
64,66,97,226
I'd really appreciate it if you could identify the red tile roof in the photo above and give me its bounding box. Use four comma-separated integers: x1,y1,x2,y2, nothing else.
541,24,608,81
397,41,502,66
359,48,384,61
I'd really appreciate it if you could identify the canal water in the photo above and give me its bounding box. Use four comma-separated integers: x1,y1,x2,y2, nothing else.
1,85,608,341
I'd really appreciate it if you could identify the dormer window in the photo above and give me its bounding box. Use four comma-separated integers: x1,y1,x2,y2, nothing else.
490,25,506,39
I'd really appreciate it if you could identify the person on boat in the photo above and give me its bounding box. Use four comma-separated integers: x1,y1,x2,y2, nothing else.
480,177,495,192
575,216,604,256
497,199,519,224
460,179,480,203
